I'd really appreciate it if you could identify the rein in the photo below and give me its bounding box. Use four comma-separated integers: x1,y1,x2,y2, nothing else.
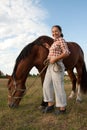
24,58,49,94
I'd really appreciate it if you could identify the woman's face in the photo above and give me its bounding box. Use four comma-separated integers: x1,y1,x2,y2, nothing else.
51,27,61,39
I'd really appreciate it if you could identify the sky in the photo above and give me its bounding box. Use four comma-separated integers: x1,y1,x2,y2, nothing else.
0,0,87,75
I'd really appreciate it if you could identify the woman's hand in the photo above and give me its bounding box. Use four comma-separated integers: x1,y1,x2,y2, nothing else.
49,57,57,64
43,43,50,49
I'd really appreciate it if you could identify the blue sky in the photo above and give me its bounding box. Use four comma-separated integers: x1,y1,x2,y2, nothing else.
41,0,87,44
0,0,87,75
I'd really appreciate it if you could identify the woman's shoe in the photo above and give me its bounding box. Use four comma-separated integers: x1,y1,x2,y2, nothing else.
42,105,54,113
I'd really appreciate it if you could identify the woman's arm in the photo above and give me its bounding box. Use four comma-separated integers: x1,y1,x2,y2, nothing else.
43,43,50,49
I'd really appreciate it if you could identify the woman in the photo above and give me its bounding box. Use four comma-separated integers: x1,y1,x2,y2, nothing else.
43,25,70,115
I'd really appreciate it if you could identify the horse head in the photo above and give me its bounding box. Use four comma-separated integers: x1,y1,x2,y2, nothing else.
6,74,26,108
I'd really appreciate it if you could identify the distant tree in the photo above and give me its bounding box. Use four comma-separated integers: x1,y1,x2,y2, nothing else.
0,70,4,76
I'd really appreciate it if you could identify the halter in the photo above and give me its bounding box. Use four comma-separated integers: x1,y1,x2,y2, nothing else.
8,77,26,101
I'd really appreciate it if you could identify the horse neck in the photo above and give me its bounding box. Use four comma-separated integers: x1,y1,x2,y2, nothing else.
13,43,49,83
14,58,34,83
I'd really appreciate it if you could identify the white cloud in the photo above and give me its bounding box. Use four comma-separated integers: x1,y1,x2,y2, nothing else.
0,0,50,75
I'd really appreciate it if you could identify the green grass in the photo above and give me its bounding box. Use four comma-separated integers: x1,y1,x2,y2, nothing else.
0,76,87,130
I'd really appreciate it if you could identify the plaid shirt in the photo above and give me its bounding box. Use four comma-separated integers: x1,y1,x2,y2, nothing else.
48,37,70,58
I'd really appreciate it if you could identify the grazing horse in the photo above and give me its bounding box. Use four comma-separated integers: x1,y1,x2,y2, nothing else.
7,35,87,108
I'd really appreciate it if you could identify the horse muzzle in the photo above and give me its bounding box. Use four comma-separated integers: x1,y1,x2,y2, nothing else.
8,102,18,108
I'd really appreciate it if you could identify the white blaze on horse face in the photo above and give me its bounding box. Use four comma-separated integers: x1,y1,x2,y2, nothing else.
76,84,82,102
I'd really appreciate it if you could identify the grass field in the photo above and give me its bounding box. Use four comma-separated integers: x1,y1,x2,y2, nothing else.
0,76,87,130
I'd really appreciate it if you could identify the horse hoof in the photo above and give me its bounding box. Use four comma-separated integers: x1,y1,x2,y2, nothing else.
76,99,82,103
68,96,73,99
68,91,75,99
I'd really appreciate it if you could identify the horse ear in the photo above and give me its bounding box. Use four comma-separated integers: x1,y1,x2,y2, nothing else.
6,74,12,79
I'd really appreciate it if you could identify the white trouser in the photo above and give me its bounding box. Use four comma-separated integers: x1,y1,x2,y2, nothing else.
43,62,67,107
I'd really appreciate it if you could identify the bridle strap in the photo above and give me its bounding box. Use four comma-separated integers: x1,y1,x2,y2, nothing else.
8,95,23,99
8,77,26,99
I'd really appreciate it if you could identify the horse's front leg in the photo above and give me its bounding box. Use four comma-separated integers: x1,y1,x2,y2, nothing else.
38,69,48,109
67,69,77,99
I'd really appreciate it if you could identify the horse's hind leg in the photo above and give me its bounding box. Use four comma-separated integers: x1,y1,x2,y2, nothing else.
76,65,82,102
67,69,77,99
76,84,82,102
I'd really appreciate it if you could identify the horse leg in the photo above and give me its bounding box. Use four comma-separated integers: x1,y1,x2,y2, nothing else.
67,69,77,99
76,84,82,102
39,71,48,108
76,65,82,102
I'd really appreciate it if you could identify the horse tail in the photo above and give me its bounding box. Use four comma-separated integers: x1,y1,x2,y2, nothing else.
80,62,87,94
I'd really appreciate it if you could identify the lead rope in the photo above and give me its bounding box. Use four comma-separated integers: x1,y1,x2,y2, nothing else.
25,58,49,97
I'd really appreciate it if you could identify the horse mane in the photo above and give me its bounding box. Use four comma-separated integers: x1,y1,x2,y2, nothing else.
12,43,32,76
12,35,53,76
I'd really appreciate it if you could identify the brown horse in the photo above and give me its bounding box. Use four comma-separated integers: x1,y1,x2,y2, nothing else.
7,35,87,108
